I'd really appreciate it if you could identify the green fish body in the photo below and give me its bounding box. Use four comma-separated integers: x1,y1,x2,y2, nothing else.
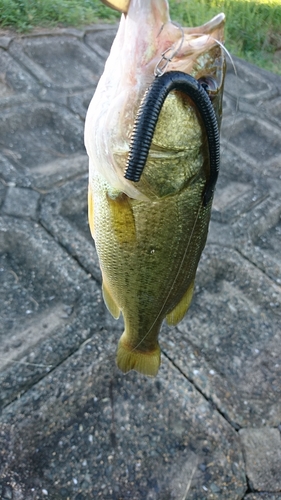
85,0,225,376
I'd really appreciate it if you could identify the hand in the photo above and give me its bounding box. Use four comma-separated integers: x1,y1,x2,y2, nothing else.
100,0,130,13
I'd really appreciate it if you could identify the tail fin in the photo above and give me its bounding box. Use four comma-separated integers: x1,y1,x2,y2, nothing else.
116,335,161,377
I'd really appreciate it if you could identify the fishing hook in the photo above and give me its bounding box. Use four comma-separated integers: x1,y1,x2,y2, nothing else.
124,71,220,206
154,22,185,77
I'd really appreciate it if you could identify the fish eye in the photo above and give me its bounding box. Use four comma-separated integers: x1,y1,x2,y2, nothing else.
198,76,218,100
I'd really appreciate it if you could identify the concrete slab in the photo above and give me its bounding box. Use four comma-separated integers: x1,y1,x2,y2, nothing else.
0,216,104,410
84,25,118,59
223,116,281,175
239,428,281,491
0,35,12,49
0,155,32,188
40,174,101,281
0,21,281,500
235,197,281,286
210,145,269,226
67,89,95,120
161,245,281,428
0,179,6,208
263,96,281,125
224,58,278,105
2,186,40,219
0,103,86,189
0,47,39,106
0,351,246,499
245,495,281,500
9,35,105,91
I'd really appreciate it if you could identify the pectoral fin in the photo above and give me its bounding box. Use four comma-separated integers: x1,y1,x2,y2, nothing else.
166,279,195,326
102,280,120,319
106,193,136,246
88,184,95,238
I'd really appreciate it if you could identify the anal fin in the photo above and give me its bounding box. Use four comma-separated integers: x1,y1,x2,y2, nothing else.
102,280,120,319
166,279,195,326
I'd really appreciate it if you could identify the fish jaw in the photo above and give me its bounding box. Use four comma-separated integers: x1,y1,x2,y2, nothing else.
84,2,225,200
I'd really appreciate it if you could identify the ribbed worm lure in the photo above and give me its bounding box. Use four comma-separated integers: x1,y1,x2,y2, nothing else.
125,70,220,206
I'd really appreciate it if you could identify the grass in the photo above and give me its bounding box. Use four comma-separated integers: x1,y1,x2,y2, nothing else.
170,0,281,75
0,0,120,31
0,0,280,75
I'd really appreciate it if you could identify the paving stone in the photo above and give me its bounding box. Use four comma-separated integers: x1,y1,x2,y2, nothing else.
1,23,281,499
0,215,105,410
67,89,96,120
0,103,86,189
245,495,281,500
239,428,281,491
0,48,39,106
161,245,281,428
210,145,269,226
37,86,69,107
0,36,12,49
0,181,6,209
234,197,281,286
224,57,278,106
84,25,118,59
221,93,236,119
9,35,105,91
0,155,32,188
40,174,101,281
2,186,40,219
223,115,281,178
21,26,86,39
263,96,281,125
0,348,246,499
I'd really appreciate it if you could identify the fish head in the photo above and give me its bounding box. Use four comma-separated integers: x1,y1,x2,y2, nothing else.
85,0,225,200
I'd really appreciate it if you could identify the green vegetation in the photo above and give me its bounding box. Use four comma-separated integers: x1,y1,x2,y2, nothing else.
170,0,281,75
0,0,119,31
0,0,280,75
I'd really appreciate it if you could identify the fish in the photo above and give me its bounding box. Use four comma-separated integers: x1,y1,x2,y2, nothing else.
84,0,226,377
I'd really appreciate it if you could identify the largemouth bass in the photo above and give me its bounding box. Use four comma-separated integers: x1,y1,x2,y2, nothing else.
85,0,226,376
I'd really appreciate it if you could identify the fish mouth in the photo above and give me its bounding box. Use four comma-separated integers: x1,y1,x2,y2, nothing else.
100,0,225,83
159,13,226,80
112,3,225,89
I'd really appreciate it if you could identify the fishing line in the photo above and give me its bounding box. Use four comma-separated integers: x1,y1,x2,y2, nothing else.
207,36,239,155
186,33,239,155
0,356,54,369
124,33,231,356
129,198,205,354
179,32,239,151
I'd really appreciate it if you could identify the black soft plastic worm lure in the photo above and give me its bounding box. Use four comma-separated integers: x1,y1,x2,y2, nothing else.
124,71,220,206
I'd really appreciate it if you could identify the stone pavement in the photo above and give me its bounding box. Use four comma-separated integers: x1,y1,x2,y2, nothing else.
0,22,281,500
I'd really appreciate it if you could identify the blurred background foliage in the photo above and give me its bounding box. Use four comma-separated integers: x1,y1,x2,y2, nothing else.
0,0,280,74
